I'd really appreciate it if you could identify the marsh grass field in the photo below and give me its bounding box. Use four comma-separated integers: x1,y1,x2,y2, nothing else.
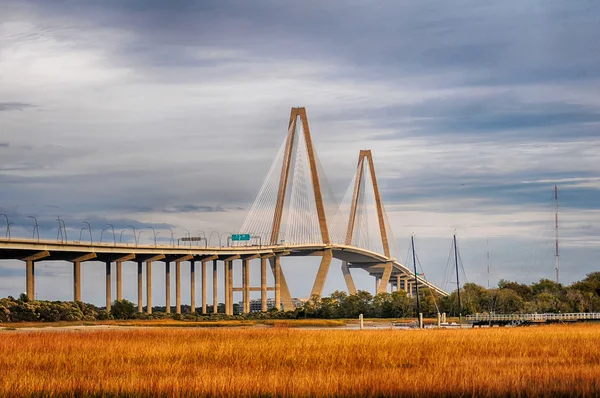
0,318,346,329
1,324,599,397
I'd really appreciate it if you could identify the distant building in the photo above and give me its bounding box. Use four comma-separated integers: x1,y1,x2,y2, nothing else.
241,297,308,312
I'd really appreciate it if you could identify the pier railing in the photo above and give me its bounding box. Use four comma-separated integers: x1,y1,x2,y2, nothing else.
466,313,600,323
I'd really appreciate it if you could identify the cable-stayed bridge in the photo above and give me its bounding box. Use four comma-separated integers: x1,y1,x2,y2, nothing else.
0,107,448,314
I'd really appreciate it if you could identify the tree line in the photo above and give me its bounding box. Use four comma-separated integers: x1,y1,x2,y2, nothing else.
1,272,599,322
301,272,600,318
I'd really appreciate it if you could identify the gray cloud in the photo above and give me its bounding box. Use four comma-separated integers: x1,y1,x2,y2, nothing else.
162,205,227,213
0,103,34,112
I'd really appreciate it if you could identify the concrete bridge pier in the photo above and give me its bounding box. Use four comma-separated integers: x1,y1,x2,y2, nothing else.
310,249,333,299
146,261,152,314
165,261,170,313
116,261,123,301
137,261,143,312
227,260,234,315
212,260,218,314
26,260,35,299
73,261,81,301
274,255,281,311
190,259,196,314
201,260,207,314
341,261,357,295
175,261,181,314
71,254,96,302
260,256,268,312
21,252,48,300
105,261,111,311
224,260,230,314
242,259,250,313
376,263,392,295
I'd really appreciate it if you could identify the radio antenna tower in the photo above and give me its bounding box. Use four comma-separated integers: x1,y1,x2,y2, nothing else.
554,185,559,284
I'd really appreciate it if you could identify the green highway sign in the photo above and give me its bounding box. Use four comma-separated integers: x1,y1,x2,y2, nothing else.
231,233,251,241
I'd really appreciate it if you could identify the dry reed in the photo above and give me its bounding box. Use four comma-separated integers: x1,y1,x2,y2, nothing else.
1,324,599,397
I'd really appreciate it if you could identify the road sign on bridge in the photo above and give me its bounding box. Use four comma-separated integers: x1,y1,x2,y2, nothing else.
232,234,251,241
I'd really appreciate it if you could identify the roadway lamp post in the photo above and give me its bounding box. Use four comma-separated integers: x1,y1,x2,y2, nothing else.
220,232,230,248
126,225,137,246
167,228,175,247
0,214,11,240
105,224,115,246
57,217,65,243
148,227,158,247
58,218,68,242
78,228,86,242
100,228,107,243
27,216,40,241
82,221,92,244
197,230,207,247
137,231,144,246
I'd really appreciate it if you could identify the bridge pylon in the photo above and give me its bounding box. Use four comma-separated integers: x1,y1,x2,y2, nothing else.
341,150,394,295
240,107,336,308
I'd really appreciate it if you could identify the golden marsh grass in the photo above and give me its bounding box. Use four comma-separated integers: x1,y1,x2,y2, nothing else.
1,324,599,396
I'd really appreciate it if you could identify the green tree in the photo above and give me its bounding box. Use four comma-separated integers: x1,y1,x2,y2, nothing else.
390,290,413,318
110,300,136,319
495,288,524,313
339,291,373,318
372,293,394,318
498,280,533,301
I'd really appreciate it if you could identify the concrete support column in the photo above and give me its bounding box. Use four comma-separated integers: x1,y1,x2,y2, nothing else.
116,261,123,301
137,262,143,313
73,261,81,302
105,261,112,311
396,275,401,293
260,257,267,312
377,263,393,295
274,256,281,311
175,261,181,314
341,261,357,295
375,277,380,295
224,260,230,315
242,259,250,313
165,262,171,314
201,261,207,314
190,260,196,314
310,249,333,299
212,260,218,314
26,260,35,299
146,261,152,314
228,261,234,315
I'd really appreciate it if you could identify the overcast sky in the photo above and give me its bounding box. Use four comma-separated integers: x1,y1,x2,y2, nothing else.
1,1,600,305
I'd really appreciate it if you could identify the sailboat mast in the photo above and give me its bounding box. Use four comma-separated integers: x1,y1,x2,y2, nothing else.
412,235,420,315
454,234,461,317
554,185,559,284
487,239,490,289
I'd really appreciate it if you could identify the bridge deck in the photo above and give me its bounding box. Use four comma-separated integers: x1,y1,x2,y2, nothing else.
0,237,448,296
